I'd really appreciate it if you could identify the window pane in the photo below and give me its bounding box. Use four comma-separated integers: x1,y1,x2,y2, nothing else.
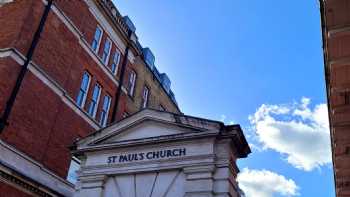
102,39,111,64
122,111,129,118
142,86,149,108
103,96,111,110
76,72,90,108
94,28,102,40
111,52,120,74
76,91,84,107
100,111,106,126
92,27,102,51
67,158,80,184
92,85,101,101
81,73,90,90
114,52,120,64
128,71,136,96
88,84,101,117
100,95,111,127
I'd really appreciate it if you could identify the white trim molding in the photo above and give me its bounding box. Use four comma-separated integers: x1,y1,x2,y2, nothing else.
328,25,350,38
0,139,75,197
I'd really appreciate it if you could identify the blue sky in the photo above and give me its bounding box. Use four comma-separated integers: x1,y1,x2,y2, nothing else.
114,0,334,196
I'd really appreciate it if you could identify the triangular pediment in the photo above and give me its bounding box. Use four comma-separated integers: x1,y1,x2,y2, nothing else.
73,109,251,158
95,119,205,145
75,110,222,150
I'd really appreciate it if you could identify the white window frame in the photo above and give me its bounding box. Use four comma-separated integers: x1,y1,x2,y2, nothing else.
141,86,149,109
111,50,121,75
99,94,111,127
76,72,91,108
127,70,137,97
88,83,102,118
101,38,112,65
91,26,103,53
122,111,129,119
159,105,166,111
67,157,80,184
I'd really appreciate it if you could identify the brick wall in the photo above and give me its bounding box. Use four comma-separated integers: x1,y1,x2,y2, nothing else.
323,0,350,196
0,0,180,188
0,182,33,197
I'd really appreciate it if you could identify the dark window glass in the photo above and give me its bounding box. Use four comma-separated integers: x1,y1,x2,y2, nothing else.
76,72,90,107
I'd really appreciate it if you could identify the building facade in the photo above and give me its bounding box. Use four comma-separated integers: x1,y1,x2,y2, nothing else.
320,0,350,196
0,0,180,196
72,109,251,197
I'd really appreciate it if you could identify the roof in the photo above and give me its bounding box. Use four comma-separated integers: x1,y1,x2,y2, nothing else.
96,0,180,111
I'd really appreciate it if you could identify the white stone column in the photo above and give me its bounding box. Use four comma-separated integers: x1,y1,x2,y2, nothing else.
183,165,215,197
74,175,106,197
213,167,240,197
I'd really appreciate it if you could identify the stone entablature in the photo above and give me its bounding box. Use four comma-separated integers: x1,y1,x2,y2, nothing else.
72,109,250,197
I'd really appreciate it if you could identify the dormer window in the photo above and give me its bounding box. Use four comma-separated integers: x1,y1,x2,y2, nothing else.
91,26,103,52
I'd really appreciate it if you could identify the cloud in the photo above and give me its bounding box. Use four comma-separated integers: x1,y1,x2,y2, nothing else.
220,114,235,125
220,114,227,122
237,168,299,197
249,97,331,171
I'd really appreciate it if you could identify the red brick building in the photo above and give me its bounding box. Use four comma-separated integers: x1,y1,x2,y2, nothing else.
0,0,180,196
320,0,350,196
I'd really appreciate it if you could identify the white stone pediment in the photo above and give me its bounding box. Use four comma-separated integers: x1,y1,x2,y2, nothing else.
94,119,206,145
76,110,219,150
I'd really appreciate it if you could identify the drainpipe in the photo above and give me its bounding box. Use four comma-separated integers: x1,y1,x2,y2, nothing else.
111,29,133,122
0,0,53,133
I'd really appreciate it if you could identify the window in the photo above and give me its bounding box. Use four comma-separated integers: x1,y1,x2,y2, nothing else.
76,72,91,108
127,70,137,96
345,92,350,105
159,105,166,111
141,86,149,109
87,83,101,118
99,95,111,127
122,111,129,119
101,38,112,65
111,51,120,74
67,157,80,184
91,26,103,52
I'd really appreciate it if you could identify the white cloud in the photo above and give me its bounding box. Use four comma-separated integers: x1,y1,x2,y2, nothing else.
220,114,235,125
249,98,331,171
237,168,299,197
220,114,227,122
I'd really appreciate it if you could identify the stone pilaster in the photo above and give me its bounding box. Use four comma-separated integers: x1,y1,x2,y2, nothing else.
184,165,215,197
74,175,106,197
